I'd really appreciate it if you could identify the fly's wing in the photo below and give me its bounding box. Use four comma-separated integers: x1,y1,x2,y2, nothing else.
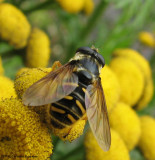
85,79,111,151
22,63,78,106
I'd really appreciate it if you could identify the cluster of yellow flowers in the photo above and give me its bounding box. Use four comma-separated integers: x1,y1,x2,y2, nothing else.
56,0,94,15
0,60,53,159
85,48,154,160
0,3,51,68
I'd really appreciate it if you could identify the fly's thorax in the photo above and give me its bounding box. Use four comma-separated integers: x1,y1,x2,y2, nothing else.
70,54,102,85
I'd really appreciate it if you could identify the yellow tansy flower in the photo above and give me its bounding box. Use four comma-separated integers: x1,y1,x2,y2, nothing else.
26,28,51,68
85,129,130,160
138,116,155,160
57,0,85,13
0,76,17,99
15,65,86,142
0,3,31,49
136,77,154,110
113,48,154,110
100,65,120,112
109,102,141,150
139,31,155,47
83,0,94,15
113,48,151,78
0,56,4,75
0,98,52,159
15,67,52,98
110,57,144,106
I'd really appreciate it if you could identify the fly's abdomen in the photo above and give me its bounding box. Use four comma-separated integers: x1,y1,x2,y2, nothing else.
46,85,86,130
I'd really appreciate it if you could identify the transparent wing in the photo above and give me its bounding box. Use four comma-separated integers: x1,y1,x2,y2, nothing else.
22,63,78,106
85,79,111,151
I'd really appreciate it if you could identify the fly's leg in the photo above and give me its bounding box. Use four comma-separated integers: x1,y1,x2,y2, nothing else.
51,61,62,71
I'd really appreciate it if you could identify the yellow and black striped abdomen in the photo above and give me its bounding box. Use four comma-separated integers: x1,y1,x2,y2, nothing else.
47,85,86,129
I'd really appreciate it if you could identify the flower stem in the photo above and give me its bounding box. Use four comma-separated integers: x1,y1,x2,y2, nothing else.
23,0,57,14
65,1,108,61
56,144,84,160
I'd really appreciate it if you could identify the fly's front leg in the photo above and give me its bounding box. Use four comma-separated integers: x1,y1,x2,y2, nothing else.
51,61,62,71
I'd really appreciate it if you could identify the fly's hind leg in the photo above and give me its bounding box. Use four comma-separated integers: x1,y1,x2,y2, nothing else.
51,61,62,71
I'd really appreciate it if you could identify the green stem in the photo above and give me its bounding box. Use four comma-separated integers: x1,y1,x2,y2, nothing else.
23,0,57,14
65,1,108,61
56,144,83,160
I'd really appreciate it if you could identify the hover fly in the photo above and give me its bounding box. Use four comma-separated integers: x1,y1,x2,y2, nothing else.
22,46,111,151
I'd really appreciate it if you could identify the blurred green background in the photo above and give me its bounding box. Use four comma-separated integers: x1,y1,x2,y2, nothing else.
0,0,155,160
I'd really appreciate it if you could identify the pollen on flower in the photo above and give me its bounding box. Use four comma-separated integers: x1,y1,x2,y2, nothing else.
112,48,154,110
56,0,85,13
0,98,53,159
109,102,141,150
26,28,51,68
0,76,17,99
0,3,31,48
138,116,155,160
84,129,130,160
14,67,52,98
139,31,155,47
0,56,4,75
100,65,120,112
110,57,144,106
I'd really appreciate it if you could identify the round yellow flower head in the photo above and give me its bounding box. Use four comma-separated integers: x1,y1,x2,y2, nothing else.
57,0,85,13
83,0,94,15
138,116,155,160
85,129,130,160
0,76,17,99
15,67,52,98
26,28,51,68
113,48,151,78
109,102,141,150
100,65,120,112
113,48,154,110
15,63,86,142
136,77,154,110
15,67,30,77
0,56,4,75
0,3,31,49
139,31,155,47
110,57,144,106
0,98,52,159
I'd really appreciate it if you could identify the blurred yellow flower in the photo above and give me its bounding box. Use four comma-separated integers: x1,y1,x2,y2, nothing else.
109,102,141,150
0,98,52,159
57,0,85,13
0,0,4,3
139,31,155,47
138,116,155,160
113,48,154,110
113,49,151,78
0,3,31,49
26,28,51,68
110,57,144,106
83,0,94,15
0,56,4,75
0,76,17,99
100,65,120,112
85,129,130,160
136,77,154,110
